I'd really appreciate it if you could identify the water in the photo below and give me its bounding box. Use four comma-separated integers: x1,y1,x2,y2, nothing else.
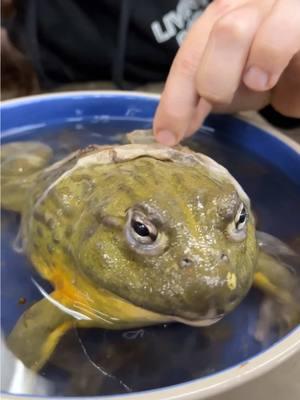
1,119,300,397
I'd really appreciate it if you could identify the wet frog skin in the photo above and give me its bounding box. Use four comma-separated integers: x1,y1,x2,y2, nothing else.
1,130,299,371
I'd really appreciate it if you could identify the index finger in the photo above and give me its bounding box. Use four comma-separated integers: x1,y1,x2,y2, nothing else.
153,1,238,145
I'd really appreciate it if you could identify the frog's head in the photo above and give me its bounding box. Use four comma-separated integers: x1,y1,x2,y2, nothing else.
74,156,257,326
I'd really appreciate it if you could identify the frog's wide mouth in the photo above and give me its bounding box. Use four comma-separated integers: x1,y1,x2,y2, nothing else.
111,285,228,328
172,314,224,327
33,278,225,327
142,303,226,327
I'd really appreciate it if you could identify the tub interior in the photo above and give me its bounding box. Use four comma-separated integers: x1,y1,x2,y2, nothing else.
1,95,300,397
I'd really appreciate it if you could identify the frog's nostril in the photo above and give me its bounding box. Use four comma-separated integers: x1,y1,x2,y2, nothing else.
180,257,195,269
220,253,229,262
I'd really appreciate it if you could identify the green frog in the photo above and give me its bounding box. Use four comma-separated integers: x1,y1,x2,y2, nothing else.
1,130,299,371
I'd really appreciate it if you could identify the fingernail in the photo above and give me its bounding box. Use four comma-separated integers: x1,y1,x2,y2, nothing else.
156,130,177,146
243,66,269,91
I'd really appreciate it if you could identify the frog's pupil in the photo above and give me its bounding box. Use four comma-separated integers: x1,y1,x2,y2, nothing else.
239,208,246,224
132,221,149,237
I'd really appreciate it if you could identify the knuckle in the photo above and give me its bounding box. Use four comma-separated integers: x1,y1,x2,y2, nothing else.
174,54,199,78
213,14,249,41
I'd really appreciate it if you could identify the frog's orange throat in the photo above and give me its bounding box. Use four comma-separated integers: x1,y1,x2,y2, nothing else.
30,251,170,330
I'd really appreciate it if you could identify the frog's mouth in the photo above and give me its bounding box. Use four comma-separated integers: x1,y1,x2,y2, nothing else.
142,303,226,327
33,279,225,328
172,315,224,327
138,305,226,328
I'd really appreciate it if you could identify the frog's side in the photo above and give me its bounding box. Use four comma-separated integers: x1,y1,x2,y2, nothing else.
1,131,299,371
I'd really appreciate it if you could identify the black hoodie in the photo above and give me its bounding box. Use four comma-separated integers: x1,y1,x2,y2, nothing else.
8,0,211,89
6,0,300,128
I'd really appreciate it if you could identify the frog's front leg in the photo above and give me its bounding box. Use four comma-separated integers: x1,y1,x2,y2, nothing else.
6,293,79,371
1,141,53,212
254,249,300,330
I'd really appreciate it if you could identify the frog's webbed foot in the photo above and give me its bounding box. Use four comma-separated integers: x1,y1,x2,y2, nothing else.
6,295,75,371
1,141,53,212
254,232,300,336
254,297,296,345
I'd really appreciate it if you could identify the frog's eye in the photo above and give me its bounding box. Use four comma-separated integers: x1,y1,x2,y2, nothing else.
130,215,157,244
125,209,168,255
227,203,248,242
235,203,248,231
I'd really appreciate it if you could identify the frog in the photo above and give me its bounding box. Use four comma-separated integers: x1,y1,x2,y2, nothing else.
1,129,299,372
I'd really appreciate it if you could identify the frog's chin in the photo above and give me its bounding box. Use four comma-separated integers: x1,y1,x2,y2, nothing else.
172,315,224,327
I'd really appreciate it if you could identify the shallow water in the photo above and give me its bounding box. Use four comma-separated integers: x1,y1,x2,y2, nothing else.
1,119,300,397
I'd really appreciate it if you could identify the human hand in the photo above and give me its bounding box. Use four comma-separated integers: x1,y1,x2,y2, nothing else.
154,0,300,145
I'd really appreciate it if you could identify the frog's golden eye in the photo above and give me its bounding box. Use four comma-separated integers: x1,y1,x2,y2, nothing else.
125,209,168,255
226,202,248,242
